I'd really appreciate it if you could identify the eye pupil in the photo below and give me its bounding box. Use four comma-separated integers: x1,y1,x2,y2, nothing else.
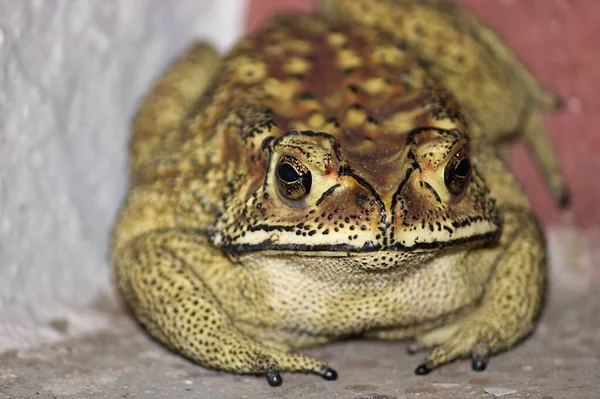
277,163,300,183
454,159,471,177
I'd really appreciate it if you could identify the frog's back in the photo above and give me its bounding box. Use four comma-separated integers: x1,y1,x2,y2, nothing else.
135,14,467,175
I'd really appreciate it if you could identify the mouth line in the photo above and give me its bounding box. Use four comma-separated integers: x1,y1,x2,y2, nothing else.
223,242,383,255
222,229,500,256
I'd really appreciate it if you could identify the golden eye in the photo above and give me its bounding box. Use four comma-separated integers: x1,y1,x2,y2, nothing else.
444,151,472,195
276,156,312,201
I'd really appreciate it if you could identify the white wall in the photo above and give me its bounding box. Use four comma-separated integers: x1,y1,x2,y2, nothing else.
0,0,247,351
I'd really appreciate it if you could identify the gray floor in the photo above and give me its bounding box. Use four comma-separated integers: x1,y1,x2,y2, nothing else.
1,286,598,399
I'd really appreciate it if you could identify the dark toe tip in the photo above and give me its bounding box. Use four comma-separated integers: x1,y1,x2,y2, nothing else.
406,346,417,356
321,367,338,381
553,96,565,110
266,372,283,387
472,357,488,372
415,363,432,375
558,189,570,208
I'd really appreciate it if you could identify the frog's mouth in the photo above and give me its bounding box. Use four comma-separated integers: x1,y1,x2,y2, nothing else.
218,228,500,256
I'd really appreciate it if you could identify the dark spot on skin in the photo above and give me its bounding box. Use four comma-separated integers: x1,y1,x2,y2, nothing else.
299,92,314,100
414,24,426,36
325,116,340,127
366,115,378,124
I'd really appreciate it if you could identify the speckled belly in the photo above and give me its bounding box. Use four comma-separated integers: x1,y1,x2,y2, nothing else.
226,249,490,338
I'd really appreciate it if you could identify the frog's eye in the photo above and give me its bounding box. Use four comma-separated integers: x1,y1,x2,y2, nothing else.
276,156,312,201
444,151,472,195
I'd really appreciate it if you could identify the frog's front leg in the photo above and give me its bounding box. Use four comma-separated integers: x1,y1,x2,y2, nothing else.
113,230,337,386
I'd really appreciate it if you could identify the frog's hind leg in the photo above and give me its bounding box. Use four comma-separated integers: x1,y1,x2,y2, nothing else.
460,3,568,206
130,43,221,171
520,109,570,207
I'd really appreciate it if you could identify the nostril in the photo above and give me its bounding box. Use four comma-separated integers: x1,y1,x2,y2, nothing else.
355,188,370,206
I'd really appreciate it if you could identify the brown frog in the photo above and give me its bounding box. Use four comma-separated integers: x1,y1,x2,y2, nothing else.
112,0,567,386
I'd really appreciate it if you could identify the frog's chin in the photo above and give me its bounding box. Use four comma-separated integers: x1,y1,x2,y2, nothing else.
231,248,444,275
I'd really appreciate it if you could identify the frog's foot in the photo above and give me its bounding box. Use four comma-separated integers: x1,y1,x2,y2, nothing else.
537,87,563,111
252,347,337,386
408,317,514,375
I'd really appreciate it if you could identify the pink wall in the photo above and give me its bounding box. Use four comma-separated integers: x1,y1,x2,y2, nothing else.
246,0,600,230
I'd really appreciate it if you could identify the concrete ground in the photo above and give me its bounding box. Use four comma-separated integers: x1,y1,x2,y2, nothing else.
1,284,598,399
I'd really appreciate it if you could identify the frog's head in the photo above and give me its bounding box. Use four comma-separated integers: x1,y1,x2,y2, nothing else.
215,125,501,257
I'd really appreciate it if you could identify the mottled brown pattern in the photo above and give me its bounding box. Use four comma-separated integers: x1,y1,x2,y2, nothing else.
248,0,600,231
112,0,561,386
